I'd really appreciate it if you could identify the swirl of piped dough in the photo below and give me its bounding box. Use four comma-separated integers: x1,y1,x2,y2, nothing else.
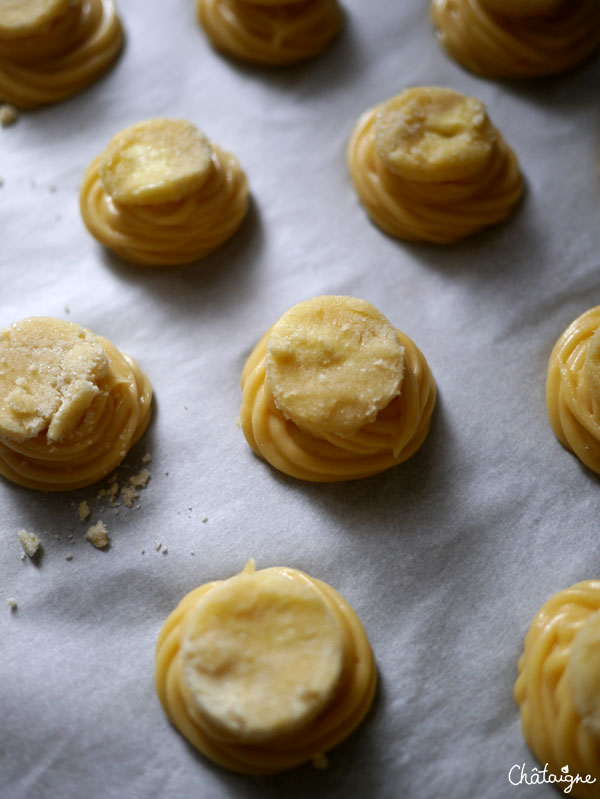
80,118,249,267
196,0,342,65
514,581,600,798
240,296,436,482
0,317,152,491
0,0,123,109
430,0,600,78
155,560,377,775
347,87,523,244
546,306,600,476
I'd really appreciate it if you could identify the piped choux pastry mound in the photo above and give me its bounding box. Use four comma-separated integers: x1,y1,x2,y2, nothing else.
240,295,436,482
79,118,249,267
515,581,600,798
547,306,600,476
0,0,123,109
0,317,152,491
430,0,600,79
196,0,343,65
155,560,376,775
347,87,523,244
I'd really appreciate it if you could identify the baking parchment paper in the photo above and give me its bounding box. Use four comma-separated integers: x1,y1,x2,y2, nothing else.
2,2,600,797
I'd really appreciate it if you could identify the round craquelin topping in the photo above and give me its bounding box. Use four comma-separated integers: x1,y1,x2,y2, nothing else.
479,0,564,18
566,609,600,739
585,327,600,400
266,296,405,438
0,317,109,443
374,87,497,183
180,571,345,742
0,0,69,38
99,119,213,206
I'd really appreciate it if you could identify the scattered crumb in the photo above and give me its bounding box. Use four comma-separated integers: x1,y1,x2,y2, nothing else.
188,506,192,512
141,452,151,464
184,405,188,411
140,549,145,555
190,551,195,556
78,500,91,522
129,468,150,488
86,521,109,549
201,516,208,523
64,305,70,314
161,546,168,555
49,184,56,193
120,485,137,508
98,481,119,502
235,415,241,428
164,471,169,476
18,529,41,559
7,597,17,610
113,508,119,516
312,753,328,770
154,541,162,552
65,553,73,561
0,104,18,127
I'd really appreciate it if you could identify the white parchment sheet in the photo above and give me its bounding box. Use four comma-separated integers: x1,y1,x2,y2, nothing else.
2,2,600,797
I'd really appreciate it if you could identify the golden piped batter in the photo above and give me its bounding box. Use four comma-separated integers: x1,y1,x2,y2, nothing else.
0,317,152,491
0,0,123,109
240,296,436,482
196,0,342,65
546,306,600,476
515,581,600,798
347,87,523,244
155,560,376,774
430,0,600,78
80,118,249,267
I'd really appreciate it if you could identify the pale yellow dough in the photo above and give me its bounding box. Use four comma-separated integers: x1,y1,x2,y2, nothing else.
196,0,342,65
0,317,152,491
80,118,249,267
347,87,523,244
515,581,600,798
155,560,377,774
240,296,436,482
546,306,600,476
0,0,123,109
430,0,600,78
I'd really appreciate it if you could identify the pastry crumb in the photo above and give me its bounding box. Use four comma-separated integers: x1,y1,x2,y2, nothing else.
129,468,150,488
201,516,208,523
78,500,91,522
190,551,195,556
235,415,241,428
17,529,41,559
140,548,145,555
0,104,18,127
154,540,162,551
65,553,73,561
161,546,168,555
141,452,151,464
7,597,17,610
86,521,109,549
120,485,137,508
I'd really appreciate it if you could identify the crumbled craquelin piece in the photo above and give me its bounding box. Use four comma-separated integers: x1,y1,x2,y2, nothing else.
141,452,151,464
65,553,73,561
0,104,18,127
162,546,168,555
86,521,109,549
129,468,150,488
7,597,17,609
17,529,40,558
78,500,91,522
120,485,137,508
